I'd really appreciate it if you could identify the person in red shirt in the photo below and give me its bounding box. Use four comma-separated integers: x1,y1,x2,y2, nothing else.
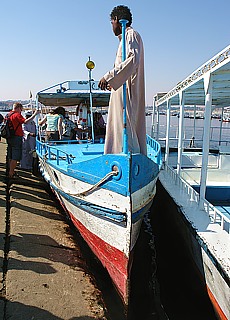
7,102,39,178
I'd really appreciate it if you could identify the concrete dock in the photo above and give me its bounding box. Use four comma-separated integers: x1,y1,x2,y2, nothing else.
0,140,107,319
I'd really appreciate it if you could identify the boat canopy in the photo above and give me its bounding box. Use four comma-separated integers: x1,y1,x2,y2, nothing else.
152,44,230,212
37,80,110,107
155,45,230,108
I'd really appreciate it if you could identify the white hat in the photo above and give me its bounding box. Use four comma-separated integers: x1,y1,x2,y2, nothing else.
25,110,32,116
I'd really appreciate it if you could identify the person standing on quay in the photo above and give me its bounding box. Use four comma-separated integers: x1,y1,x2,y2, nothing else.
98,5,146,155
7,102,39,178
20,110,37,170
0,113,4,141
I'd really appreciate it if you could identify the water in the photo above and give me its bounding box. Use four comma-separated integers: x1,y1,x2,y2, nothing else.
146,114,230,149
2,110,229,149
150,181,218,320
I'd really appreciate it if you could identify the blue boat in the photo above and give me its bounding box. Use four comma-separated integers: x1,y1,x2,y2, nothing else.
35,72,162,305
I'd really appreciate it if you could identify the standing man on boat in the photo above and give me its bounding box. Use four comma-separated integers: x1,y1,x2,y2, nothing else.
98,5,146,155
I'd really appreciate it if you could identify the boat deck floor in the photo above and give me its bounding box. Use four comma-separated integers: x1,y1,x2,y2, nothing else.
166,151,229,186
43,141,105,172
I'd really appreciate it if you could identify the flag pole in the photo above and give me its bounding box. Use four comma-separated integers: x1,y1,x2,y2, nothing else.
86,57,95,142
119,19,128,154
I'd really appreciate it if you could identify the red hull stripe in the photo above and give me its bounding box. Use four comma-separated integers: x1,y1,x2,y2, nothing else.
188,250,229,320
68,211,129,303
207,286,228,320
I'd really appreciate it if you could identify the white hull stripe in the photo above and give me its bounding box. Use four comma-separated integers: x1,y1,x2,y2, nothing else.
49,180,154,227
50,181,127,225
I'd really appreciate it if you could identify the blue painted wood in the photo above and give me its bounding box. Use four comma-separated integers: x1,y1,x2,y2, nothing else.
36,136,161,196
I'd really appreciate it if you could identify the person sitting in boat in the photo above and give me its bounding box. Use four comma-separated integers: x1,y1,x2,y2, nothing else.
62,114,78,140
38,106,65,141
93,112,106,138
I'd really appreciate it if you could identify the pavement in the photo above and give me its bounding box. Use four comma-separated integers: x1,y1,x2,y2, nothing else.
0,139,107,320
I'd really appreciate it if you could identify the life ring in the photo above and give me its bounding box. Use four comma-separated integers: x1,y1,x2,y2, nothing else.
76,103,89,127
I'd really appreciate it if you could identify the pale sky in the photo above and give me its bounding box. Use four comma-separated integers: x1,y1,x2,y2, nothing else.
0,0,229,105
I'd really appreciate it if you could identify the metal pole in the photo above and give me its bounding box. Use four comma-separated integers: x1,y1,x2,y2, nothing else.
177,91,185,176
165,99,171,165
89,68,95,142
199,74,213,210
151,96,156,138
119,19,128,154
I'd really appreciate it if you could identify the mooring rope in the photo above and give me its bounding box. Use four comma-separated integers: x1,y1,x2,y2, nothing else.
70,168,119,197
41,153,119,197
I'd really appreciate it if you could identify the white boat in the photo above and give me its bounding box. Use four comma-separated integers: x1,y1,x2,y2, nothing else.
35,69,162,305
152,45,230,319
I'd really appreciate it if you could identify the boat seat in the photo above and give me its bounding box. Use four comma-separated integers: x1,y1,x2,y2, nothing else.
82,150,104,155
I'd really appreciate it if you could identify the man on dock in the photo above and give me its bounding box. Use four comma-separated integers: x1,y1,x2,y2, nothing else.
7,102,38,178
98,5,146,155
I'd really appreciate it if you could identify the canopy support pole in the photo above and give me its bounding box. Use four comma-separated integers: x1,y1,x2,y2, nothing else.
177,91,185,176
199,74,213,210
165,99,171,165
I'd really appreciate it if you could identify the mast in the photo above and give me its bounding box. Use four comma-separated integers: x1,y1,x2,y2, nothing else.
119,19,128,154
86,57,95,142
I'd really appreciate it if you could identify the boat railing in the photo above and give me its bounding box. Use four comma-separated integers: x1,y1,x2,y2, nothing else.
157,137,230,151
151,123,230,149
163,163,230,234
146,134,162,166
36,139,75,165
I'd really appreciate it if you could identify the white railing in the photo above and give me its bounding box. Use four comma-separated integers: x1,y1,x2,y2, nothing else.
164,163,230,234
150,124,230,150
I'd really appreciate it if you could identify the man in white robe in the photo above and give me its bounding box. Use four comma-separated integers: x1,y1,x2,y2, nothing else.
99,5,146,155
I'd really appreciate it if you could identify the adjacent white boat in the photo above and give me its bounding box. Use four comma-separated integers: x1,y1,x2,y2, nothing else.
35,78,162,306
153,44,230,319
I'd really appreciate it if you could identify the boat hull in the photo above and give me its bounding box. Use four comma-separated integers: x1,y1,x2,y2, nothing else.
37,149,160,304
156,179,230,320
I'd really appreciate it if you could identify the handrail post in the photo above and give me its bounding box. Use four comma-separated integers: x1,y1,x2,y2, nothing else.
119,19,128,154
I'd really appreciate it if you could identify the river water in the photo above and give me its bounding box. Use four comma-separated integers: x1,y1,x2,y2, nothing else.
146,114,230,149
2,110,229,149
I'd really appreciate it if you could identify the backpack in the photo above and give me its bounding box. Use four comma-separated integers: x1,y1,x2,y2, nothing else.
0,112,18,139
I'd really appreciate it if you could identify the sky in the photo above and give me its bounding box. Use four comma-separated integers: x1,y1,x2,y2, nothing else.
0,0,229,105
